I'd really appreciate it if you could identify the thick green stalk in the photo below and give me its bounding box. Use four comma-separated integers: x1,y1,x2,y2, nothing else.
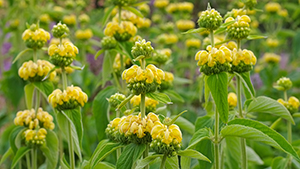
237,77,247,169
118,6,122,24
214,109,220,169
62,69,68,90
210,30,215,48
33,49,37,63
32,148,37,169
26,153,31,169
160,154,167,169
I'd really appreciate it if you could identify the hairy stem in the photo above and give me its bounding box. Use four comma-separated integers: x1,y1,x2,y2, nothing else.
160,154,167,169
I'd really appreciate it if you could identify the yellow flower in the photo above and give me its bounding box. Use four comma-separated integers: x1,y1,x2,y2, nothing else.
195,45,232,67
164,72,174,82
39,14,51,24
36,108,55,130
157,34,178,44
228,92,237,108
151,121,182,145
154,0,169,8
14,109,35,126
104,21,137,41
265,2,281,13
231,48,256,66
63,14,76,26
263,53,281,64
18,60,56,81
75,29,93,40
277,98,286,106
48,41,79,58
288,97,300,110
48,85,88,109
278,9,288,17
176,20,195,31
185,39,201,49
178,2,193,13
266,38,279,48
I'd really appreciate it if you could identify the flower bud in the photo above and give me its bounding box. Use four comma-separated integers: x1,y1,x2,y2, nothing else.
262,53,281,64
131,39,154,59
22,24,50,49
265,2,281,13
48,41,78,67
108,93,126,108
75,29,93,40
101,36,117,50
176,20,195,32
104,21,137,42
275,77,292,91
226,15,251,40
198,7,223,30
154,0,169,9
63,14,76,27
228,92,237,109
185,39,201,49
52,22,70,38
78,13,90,24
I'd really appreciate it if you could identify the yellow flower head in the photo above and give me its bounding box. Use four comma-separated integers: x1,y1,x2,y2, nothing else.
79,13,90,23
265,2,281,13
178,2,193,13
22,26,50,49
266,38,279,48
39,14,51,24
154,0,169,8
48,85,88,109
225,15,251,39
75,29,93,40
157,34,178,44
138,3,150,15
18,60,56,81
63,14,76,26
24,128,47,144
104,21,137,41
228,92,237,108
231,48,256,66
225,41,237,50
176,20,195,31
185,38,201,49
130,95,159,109
288,97,300,110
48,41,78,58
195,45,232,67
14,109,36,126
278,9,288,17
166,3,178,14
263,53,281,64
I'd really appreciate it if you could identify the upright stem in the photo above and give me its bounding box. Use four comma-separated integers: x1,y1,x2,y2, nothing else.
118,6,122,24
62,69,68,90
141,57,148,168
32,147,37,169
35,89,40,112
214,108,220,169
33,49,37,62
237,77,247,169
210,30,215,48
285,91,292,169
26,153,31,169
160,154,167,169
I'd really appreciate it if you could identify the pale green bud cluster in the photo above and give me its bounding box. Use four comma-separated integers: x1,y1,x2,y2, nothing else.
198,8,223,30
101,36,117,50
131,39,154,58
52,22,70,38
275,77,292,91
108,93,126,108
150,139,181,157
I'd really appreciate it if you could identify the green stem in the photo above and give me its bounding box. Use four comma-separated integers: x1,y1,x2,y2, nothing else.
118,6,122,24
112,70,122,91
32,147,37,169
237,76,247,169
35,89,40,113
210,30,215,48
160,154,167,169
26,153,31,169
143,145,149,169
285,90,292,169
68,120,75,169
214,108,220,169
140,93,146,119
33,49,37,62
237,39,241,50
62,68,68,90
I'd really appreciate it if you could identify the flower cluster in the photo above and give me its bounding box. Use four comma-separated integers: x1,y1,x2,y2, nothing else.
153,49,171,65
150,121,182,157
157,34,178,45
48,41,79,67
104,21,137,42
131,39,154,58
275,77,292,91
231,48,256,73
195,45,232,75
176,20,195,32
265,2,281,13
48,85,88,110
262,53,281,64
101,36,117,50
166,2,194,14
185,39,201,49
130,95,159,113
160,71,174,91
106,113,159,144
18,60,56,82
108,93,126,108
228,92,237,109
198,8,223,30
266,38,279,48
278,97,300,114
75,29,93,40
52,22,69,38
113,10,151,29
63,14,76,27
22,25,50,49
14,108,55,145
122,64,165,94
225,15,251,39
154,0,169,9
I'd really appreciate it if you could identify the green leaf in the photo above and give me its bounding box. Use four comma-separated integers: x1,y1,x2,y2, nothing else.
102,50,116,87
94,162,115,169
225,137,241,169
0,148,13,165
11,147,31,168
180,157,191,169
163,90,184,103
10,126,25,153
170,116,195,135
40,130,59,169
247,96,294,124
90,142,124,168
102,6,115,25
220,20,236,28
92,86,117,140
214,27,227,35
95,49,105,59
24,83,35,109
57,109,82,162
146,92,172,104
187,128,210,149
220,119,300,161
207,72,229,123
214,39,231,46
132,1,150,6
116,143,146,169
182,27,207,34
235,72,255,99
136,154,163,169
123,6,144,17
60,155,70,169
247,146,264,165
246,35,267,40
12,48,32,63
33,81,54,99
271,156,287,169
177,149,211,162
165,156,179,169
